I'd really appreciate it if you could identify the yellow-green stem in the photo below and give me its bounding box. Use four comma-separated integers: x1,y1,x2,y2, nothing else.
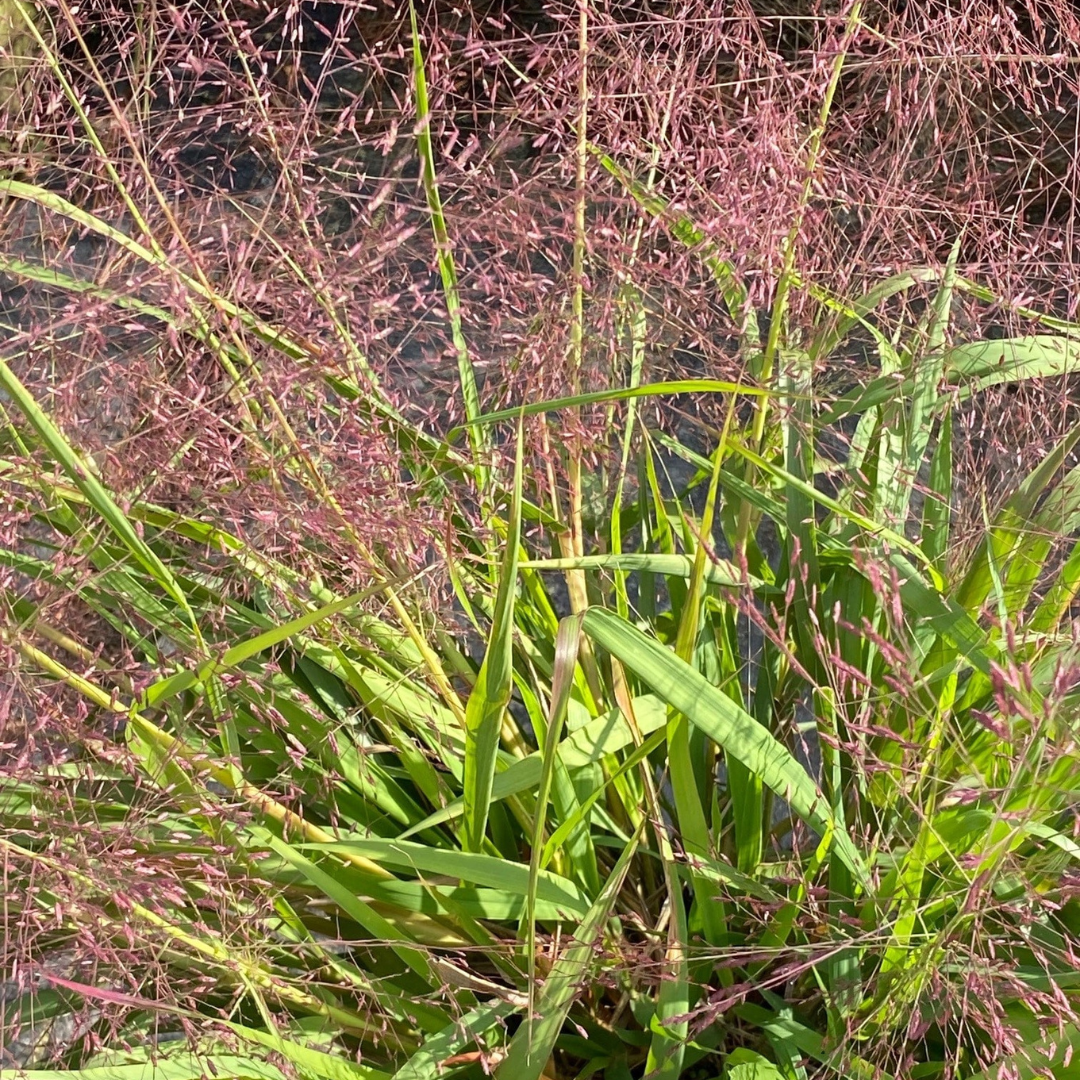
735,1,864,558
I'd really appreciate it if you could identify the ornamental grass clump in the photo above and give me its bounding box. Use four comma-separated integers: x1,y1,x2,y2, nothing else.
3,1,1080,1079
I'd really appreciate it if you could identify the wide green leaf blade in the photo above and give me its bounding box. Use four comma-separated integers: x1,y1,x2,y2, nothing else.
946,333,1080,393
581,607,868,884
298,839,590,918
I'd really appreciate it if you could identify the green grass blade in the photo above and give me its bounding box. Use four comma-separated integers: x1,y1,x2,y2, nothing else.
778,346,820,679
258,833,440,990
581,607,868,884
391,1002,518,1080
220,1023,394,1080
955,420,1080,614
520,553,763,589
650,424,729,1066
921,407,953,572
1000,457,1080,622
408,0,487,484
539,726,665,868
896,236,960,522
667,422,730,946
525,613,584,1018
458,379,768,434
945,332,1080,393
401,695,670,837
808,267,943,364
735,1003,891,1080
964,1021,1080,1080
300,839,589,917
726,437,934,574
644,879,690,1080
611,285,648,618
888,551,1001,678
725,1050,787,1080
822,334,1080,429
1029,536,1080,637
0,1057,290,1080
140,588,377,709
0,354,200,638
463,430,523,850
494,825,642,1080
